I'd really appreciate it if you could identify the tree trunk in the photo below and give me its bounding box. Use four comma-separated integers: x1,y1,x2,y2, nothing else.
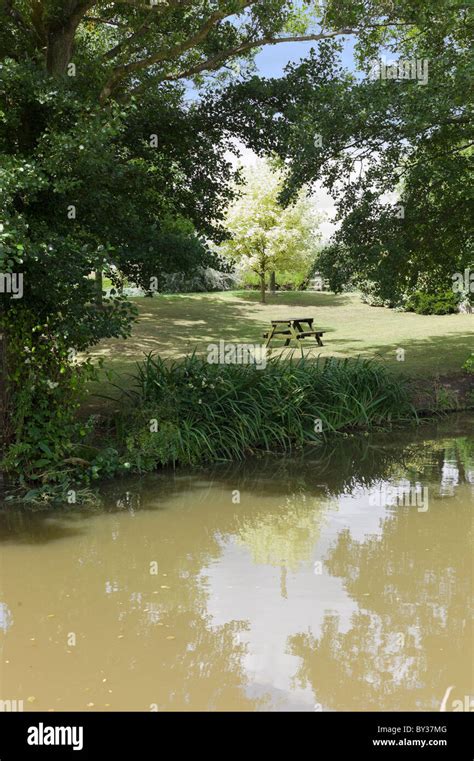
45,5,89,78
46,22,78,76
260,273,266,304
270,271,276,293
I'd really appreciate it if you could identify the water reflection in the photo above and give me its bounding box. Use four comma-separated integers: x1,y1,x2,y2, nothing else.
0,415,472,711
290,490,473,711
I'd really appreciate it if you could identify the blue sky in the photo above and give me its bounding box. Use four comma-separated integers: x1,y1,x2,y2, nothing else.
184,34,358,102
254,36,356,78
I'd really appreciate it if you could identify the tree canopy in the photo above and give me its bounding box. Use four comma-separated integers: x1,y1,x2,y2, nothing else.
219,1,473,302
219,159,321,301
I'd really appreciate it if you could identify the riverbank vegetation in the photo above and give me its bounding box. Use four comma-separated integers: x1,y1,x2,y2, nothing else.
115,354,416,469
3,354,417,505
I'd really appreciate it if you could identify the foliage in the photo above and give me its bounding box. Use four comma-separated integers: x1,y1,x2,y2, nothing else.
117,353,416,471
0,310,99,501
0,1,350,98
404,290,459,316
358,280,397,308
219,159,321,301
463,354,474,374
161,263,237,294
240,268,309,291
222,2,472,304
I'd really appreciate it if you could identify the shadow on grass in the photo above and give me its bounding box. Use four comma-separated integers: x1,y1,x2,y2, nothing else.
234,290,353,308
91,295,282,366
87,292,473,386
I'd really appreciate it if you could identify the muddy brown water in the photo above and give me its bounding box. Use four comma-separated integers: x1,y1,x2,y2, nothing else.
0,415,472,712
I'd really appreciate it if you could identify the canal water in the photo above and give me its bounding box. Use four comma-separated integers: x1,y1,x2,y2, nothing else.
0,415,472,711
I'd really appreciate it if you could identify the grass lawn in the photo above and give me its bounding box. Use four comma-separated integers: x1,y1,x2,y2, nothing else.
87,291,473,391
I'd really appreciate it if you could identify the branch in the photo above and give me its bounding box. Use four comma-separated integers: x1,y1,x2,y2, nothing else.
103,12,157,60
101,0,261,92
117,5,257,75
73,1,101,24
3,0,28,28
102,10,407,101
102,0,196,60
156,28,357,84
84,16,132,28
113,0,186,10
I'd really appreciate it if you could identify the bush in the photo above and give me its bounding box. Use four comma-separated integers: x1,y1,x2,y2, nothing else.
161,266,238,293
404,290,459,315
463,354,474,374
359,280,398,308
1,313,99,498
116,354,416,471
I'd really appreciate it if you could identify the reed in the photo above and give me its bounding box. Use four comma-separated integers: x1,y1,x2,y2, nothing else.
117,353,416,471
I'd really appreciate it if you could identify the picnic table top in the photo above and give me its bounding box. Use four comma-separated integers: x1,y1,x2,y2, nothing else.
264,315,325,347
271,317,314,324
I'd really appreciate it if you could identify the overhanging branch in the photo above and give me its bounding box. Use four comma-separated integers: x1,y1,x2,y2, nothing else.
157,28,356,83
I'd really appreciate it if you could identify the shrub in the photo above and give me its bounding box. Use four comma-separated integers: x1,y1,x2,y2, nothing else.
1,313,99,496
463,354,474,374
404,290,459,315
359,280,397,308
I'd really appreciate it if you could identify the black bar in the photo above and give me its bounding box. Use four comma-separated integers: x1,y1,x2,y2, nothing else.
0,711,471,759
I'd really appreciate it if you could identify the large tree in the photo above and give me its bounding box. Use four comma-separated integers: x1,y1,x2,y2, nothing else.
0,1,361,97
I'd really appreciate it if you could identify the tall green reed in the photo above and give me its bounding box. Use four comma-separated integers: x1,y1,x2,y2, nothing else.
114,353,416,472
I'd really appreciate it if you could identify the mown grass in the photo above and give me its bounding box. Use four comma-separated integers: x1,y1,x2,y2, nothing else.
87,291,474,390
111,353,416,471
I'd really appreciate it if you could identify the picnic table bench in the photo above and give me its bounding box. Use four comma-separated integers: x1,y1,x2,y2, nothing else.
263,317,325,348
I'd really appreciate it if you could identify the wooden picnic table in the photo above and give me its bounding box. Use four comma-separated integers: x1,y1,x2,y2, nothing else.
263,317,325,348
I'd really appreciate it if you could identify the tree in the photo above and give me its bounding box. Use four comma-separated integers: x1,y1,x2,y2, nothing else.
0,63,239,480
219,160,321,302
0,1,363,99
219,2,472,304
